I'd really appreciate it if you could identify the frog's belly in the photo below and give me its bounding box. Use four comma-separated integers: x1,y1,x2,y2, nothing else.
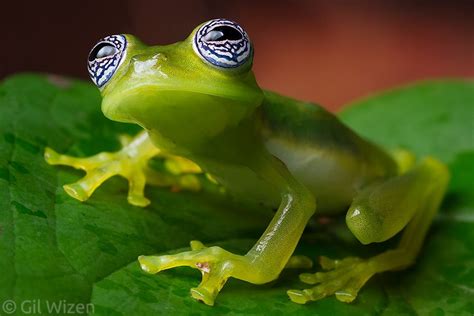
196,155,282,208
265,138,364,214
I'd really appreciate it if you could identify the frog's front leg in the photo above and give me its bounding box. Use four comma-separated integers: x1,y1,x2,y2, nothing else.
45,130,202,207
288,157,449,304
139,155,316,305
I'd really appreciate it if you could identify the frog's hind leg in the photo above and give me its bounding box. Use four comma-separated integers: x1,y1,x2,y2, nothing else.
45,131,202,207
288,156,449,304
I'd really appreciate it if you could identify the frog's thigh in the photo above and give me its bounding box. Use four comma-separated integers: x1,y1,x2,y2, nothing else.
346,157,448,245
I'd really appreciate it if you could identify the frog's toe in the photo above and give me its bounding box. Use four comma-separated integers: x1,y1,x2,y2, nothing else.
137,249,198,274
45,147,90,167
138,255,161,274
63,182,90,202
191,260,231,306
191,287,216,306
288,256,374,304
44,147,61,164
126,171,151,207
127,194,151,207
287,288,326,304
138,240,227,275
62,165,119,202
190,240,206,251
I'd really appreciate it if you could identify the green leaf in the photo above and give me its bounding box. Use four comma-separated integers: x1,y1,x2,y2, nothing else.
0,75,472,315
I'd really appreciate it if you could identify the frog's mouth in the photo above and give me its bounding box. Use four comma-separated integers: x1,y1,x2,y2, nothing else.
101,80,264,126
100,85,213,124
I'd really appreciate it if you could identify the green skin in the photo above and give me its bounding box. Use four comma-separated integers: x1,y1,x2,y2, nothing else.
45,21,450,306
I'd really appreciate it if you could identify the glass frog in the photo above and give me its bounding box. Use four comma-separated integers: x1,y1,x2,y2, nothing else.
44,19,449,306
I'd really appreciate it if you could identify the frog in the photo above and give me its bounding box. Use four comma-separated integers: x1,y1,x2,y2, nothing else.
44,18,450,306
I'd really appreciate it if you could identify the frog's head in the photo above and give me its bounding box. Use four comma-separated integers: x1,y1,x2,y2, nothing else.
87,19,264,148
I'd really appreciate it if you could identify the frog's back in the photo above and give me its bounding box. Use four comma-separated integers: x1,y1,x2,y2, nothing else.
261,91,397,213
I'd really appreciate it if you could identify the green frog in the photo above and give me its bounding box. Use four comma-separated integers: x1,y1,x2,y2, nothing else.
45,19,449,306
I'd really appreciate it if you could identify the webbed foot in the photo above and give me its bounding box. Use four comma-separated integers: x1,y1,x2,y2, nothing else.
287,256,374,304
139,241,313,306
45,146,155,206
139,241,247,306
44,132,203,207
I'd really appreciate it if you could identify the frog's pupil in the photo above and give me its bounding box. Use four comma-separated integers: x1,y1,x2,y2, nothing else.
88,43,117,61
208,26,242,41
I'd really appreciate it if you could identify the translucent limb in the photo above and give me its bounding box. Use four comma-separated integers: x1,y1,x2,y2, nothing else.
45,131,203,207
288,157,449,304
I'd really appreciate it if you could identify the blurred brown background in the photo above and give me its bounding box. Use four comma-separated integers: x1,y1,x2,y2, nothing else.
1,0,473,111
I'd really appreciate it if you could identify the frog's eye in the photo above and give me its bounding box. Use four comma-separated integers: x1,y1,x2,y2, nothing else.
87,34,127,88
193,19,252,69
